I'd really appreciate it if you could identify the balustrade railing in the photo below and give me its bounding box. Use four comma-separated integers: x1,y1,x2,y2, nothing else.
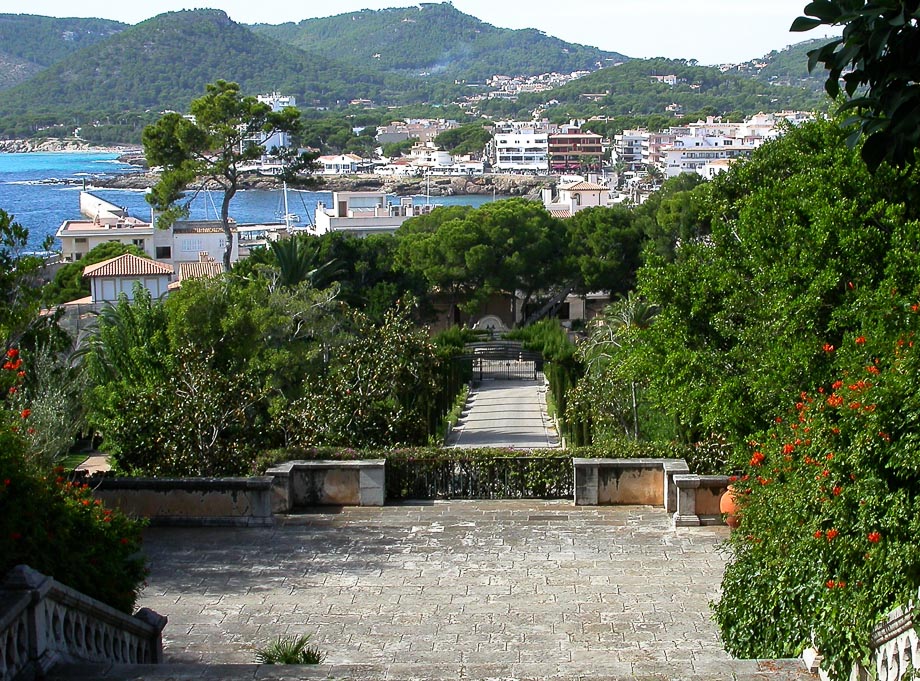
872,588,920,681
0,565,166,681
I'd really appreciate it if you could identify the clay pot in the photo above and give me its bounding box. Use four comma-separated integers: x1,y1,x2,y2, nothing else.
720,485,741,529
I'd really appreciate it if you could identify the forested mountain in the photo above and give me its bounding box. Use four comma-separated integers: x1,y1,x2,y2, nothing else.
479,57,828,120
250,3,626,82
0,14,126,90
0,10,420,133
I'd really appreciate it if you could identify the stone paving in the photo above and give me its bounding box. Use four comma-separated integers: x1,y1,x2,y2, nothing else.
447,379,560,449
125,501,810,679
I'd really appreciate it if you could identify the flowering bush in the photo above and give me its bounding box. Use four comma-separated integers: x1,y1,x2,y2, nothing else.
1,346,147,613
714,324,920,678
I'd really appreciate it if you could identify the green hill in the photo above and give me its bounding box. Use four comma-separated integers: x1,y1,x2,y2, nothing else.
737,38,829,92
0,14,126,90
481,57,828,120
251,2,627,82
0,10,407,126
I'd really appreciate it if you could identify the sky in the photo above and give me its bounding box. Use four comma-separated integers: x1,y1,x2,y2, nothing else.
4,0,839,65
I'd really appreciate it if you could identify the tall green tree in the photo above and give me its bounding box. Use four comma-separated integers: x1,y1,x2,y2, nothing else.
142,80,312,269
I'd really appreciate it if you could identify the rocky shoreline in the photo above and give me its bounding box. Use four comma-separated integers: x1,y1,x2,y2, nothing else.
0,137,143,155
93,171,551,197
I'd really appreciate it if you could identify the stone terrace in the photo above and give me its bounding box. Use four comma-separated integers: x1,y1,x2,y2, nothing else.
91,501,812,680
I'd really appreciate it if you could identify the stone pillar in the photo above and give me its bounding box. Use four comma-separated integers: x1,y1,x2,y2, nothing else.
673,474,701,527
663,460,690,513
573,459,599,505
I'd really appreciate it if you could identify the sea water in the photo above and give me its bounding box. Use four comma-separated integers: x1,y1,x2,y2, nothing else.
0,151,495,252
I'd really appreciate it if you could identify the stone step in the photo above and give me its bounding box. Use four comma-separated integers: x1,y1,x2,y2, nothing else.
48,658,814,680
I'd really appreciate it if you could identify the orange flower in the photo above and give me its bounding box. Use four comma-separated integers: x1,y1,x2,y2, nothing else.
782,443,795,455
750,451,765,466
855,336,866,345
826,528,838,540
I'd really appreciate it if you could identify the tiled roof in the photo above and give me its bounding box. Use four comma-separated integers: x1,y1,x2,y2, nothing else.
82,254,174,278
548,208,572,219
559,181,609,191
178,260,225,282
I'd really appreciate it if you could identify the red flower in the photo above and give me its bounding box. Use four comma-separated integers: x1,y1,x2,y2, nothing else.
867,365,880,375
17,370,25,378
20,409,30,419
822,343,835,353
120,538,130,545
750,451,765,466
868,531,881,543
6,347,18,359
879,432,891,442
855,336,866,345
833,486,842,496
782,443,795,455
10,532,22,541
3,478,10,487
832,380,843,390
826,528,838,540
827,395,844,408
814,530,823,539
826,579,836,588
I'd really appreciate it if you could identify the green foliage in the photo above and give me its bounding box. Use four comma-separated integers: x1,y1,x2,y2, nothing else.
434,123,492,157
396,199,567,320
43,242,147,306
0,210,45,345
381,139,416,158
634,117,920,443
0,424,146,613
714,320,920,679
792,0,920,169
565,206,643,295
255,634,324,665
251,3,625,83
284,304,443,448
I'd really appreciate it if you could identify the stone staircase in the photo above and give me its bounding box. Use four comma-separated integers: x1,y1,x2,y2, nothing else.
48,658,814,680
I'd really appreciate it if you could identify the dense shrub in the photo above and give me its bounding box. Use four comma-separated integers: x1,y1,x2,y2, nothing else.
0,354,146,613
714,318,920,679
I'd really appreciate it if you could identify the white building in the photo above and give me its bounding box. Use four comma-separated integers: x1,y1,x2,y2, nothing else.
541,180,611,218
313,191,437,238
612,130,649,172
317,154,364,175
661,135,760,178
56,192,288,267
492,128,548,173
82,253,174,304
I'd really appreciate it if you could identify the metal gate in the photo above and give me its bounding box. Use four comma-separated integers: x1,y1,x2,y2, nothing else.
456,341,545,383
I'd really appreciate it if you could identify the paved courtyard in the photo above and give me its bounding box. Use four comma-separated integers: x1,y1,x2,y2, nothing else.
131,501,807,679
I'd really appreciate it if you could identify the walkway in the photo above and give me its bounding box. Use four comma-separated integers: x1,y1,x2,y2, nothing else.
96,501,812,680
447,379,560,449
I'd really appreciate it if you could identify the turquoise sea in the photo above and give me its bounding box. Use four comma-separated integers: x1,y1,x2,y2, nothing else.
0,152,495,252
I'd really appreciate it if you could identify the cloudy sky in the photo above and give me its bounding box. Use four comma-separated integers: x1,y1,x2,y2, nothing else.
9,0,838,64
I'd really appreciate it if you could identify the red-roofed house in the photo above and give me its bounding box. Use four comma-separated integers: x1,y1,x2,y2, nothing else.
82,253,174,303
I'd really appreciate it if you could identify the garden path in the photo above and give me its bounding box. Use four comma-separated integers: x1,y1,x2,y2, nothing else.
446,378,560,449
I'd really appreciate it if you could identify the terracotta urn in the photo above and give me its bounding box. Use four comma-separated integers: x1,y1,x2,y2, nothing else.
720,485,741,529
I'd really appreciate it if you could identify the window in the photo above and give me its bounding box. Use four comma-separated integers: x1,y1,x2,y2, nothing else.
132,239,145,249
155,246,171,259
75,237,87,245
180,239,204,253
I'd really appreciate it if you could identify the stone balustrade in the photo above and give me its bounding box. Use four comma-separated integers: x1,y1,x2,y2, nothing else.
672,474,731,527
265,459,386,512
0,565,166,681
93,476,274,527
871,588,920,681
